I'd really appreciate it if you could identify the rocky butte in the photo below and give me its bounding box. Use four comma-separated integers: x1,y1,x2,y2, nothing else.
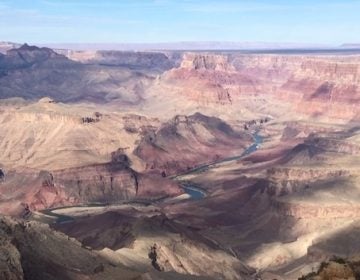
0,43,360,280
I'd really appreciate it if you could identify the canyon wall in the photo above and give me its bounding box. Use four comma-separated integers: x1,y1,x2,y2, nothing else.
0,160,181,216
163,53,360,121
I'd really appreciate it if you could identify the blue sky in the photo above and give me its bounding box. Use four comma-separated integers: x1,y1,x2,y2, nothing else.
0,0,359,45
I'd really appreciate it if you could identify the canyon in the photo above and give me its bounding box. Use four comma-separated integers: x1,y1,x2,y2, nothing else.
0,43,360,279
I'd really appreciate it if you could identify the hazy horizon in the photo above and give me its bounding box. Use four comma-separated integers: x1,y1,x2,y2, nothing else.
1,0,360,45
4,40,360,52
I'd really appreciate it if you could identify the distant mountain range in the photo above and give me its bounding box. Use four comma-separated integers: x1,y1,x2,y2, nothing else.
2,40,356,52
37,41,334,51
0,41,21,53
340,43,360,49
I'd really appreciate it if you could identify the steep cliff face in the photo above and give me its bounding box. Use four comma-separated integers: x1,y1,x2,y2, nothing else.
0,215,146,280
163,53,360,121
268,166,347,181
0,159,181,216
164,54,261,106
299,59,360,82
3,45,359,121
272,200,360,219
265,129,360,211
180,53,235,72
278,58,360,120
31,163,140,209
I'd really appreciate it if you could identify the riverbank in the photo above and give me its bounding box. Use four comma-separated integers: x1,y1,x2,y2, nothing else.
175,130,264,199
39,130,263,222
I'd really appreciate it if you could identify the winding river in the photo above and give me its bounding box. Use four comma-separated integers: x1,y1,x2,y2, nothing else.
42,131,263,222
178,131,264,200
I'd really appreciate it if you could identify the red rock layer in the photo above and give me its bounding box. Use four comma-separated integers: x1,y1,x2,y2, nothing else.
164,53,360,121
134,113,252,175
0,161,181,216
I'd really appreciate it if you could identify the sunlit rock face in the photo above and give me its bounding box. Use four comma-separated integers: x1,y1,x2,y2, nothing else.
134,112,252,175
0,163,181,216
1,44,360,280
180,53,236,71
162,52,360,121
2,44,359,121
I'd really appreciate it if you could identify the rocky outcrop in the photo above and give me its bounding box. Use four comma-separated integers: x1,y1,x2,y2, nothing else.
268,167,350,182
272,200,360,219
122,114,159,135
180,53,235,71
0,236,24,280
0,215,144,280
1,44,64,70
55,211,255,280
266,168,350,197
134,112,251,175
299,257,359,280
0,158,181,216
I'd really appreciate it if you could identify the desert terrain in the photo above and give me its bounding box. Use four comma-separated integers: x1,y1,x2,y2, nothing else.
1,43,360,279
